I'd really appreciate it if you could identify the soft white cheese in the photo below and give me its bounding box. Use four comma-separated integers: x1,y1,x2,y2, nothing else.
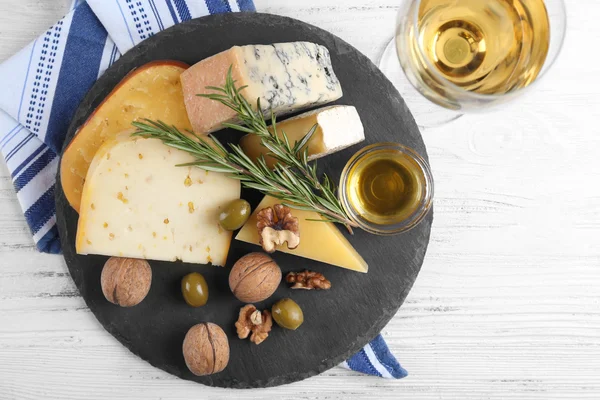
293,105,364,158
239,105,365,168
76,135,241,266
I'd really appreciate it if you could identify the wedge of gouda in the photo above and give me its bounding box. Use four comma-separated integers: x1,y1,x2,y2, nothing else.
76,135,240,265
235,196,368,273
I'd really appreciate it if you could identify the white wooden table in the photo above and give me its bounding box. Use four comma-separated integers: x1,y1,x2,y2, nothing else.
1,1,598,399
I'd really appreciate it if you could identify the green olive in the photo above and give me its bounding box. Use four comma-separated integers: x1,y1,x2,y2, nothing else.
272,298,304,330
181,272,209,307
219,199,252,231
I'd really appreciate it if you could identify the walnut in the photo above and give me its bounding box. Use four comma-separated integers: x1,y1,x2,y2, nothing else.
182,323,229,376
235,304,273,345
229,253,281,303
256,204,300,253
286,270,332,290
101,257,152,307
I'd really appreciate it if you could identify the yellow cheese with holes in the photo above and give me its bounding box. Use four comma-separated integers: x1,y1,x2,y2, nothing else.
239,105,364,169
235,196,368,273
76,135,240,265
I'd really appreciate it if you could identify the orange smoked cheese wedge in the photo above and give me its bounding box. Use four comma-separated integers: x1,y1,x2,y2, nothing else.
60,61,192,212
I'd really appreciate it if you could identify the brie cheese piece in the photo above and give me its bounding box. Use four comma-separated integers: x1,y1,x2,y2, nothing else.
240,105,364,168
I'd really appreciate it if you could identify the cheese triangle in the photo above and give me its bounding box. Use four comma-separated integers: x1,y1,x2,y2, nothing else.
76,135,241,265
235,196,368,273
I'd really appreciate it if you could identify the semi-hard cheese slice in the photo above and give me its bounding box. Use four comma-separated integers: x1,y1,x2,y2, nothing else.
76,135,241,265
236,196,368,273
61,61,192,212
181,42,343,133
240,106,365,168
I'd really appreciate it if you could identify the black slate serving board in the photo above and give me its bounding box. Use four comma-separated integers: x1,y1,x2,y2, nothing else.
55,13,433,389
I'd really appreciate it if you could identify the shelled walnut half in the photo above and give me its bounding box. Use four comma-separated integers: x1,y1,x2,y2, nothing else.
235,304,273,345
286,270,332,290
256,204,300,253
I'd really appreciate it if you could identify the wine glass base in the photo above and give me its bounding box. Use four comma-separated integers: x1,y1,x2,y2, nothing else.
379,39,462,128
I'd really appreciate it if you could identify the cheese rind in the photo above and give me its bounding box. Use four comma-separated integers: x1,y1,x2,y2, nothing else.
76,135,241,266
181,42,343,133
240,106,365,168
235,196,368,273
61,61,192,212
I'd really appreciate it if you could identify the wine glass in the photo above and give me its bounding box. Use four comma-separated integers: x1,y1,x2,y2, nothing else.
379,0,567,127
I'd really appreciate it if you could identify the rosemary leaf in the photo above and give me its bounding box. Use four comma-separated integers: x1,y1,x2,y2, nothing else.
220,123,256,133
294,124,318,154
178,163,235,173
305,218,338,223
204,86,227,93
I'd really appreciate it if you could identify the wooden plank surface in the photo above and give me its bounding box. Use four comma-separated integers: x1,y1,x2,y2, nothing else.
0,1,599,399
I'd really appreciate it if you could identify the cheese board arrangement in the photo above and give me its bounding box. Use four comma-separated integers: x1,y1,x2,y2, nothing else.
55,13,434,388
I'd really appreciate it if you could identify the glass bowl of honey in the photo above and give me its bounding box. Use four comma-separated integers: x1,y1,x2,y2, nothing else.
339,143,434,235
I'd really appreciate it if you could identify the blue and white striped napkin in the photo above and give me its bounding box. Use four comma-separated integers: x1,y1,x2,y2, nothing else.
0,0,407,380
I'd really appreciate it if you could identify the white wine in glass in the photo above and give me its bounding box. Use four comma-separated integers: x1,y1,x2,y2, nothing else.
380,0,566,127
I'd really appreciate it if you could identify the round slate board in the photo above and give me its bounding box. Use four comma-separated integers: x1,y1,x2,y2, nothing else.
55,13,433,389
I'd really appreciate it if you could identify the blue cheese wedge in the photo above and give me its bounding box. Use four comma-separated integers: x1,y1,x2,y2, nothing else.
181,42,344,133
75,134,241,265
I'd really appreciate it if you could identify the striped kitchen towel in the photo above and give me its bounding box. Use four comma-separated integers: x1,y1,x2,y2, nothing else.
0,0,255,254
342,334,408,379
0,0,407,380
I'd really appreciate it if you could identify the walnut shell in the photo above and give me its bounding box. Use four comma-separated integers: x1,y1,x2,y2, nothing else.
182,323,230,376
229,253,281,303
101,257,152,307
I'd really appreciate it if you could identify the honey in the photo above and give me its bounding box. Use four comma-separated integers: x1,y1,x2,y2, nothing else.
340,143,433,235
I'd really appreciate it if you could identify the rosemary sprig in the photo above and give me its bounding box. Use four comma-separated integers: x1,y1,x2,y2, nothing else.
132,67,357,232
